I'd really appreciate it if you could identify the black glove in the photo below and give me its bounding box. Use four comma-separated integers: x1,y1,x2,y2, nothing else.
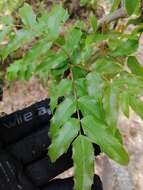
0,99,103,190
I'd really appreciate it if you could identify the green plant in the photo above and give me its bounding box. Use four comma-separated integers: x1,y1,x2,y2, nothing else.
1,0,143,189
0,0,23,13
80,0,97,8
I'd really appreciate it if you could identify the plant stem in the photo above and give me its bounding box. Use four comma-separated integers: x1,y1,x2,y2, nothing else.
98,7,127,28
54,42,81,124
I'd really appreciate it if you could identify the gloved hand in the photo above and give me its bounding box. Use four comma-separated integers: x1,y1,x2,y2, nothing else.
0,99,103,190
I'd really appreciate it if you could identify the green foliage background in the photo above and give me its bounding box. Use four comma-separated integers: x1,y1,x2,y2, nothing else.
0,0,143,189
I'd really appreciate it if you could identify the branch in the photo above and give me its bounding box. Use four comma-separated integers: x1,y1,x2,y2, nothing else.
98,7,128,28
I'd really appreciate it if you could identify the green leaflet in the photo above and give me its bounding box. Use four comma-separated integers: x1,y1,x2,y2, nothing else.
86,73,104,100
64,28,82,56
120,91,129,118
72,135,94,190
128,16,143,25
111,39,138,57
1,15,13,26
6,60,22,81
80,0,96,7
111,0,121,12
86,33,116,44
24,39,52,62
105,125,123,144
48,118,80,162
23,40,52,73
36,51,67,74
114,128,123,144
114,72,143,96
130,96,143,120
80,0,89,6
91,58,122,76
89,14,97,33
127,56,143,78
75,78,87,97
78,96,106,122
82,116,129,165
0,26,11,43
125,0,139,16
19,3,37,27
49,97,76,138
103,86,119,131
72,67,87,80
49,96,58,112
72,44,92,65
57,79,72,96
2,29,35,59
6,40,52,80
47,5,69,40
0,0,22,13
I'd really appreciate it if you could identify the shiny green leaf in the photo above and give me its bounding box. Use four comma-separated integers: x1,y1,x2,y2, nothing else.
47,5,68,39
91,58,122,76
0,27,11,43
111,0,121,12
6,60,22,81
78,96,105,122
75,78,87,97
50,97,76,138
86,73,104,99
2,29,35,59
130,96,143,120
89,14,97,33
120,91,129,118
57,79,72,96
72,135,94,190
125,0,139,15
64,28,82,55
36,52,67,73
103,86,119,131
82,116,129,165
111,39,138,57
72,67,87,79
1,15,13,25
127,56,143,77
48,118,80,162
19,3,37,27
